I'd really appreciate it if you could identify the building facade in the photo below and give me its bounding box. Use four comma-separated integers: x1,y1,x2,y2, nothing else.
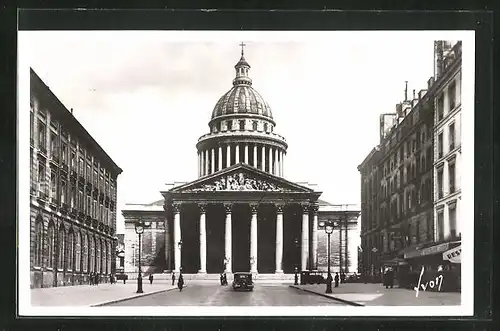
30,69,122,288
122,49,360,279
432,41,462,245
358,41,462,290
358,81,435,281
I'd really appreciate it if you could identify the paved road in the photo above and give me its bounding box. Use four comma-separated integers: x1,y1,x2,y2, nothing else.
105,284,347,306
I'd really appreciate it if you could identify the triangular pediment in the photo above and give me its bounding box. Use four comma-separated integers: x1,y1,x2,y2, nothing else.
169,163,314,194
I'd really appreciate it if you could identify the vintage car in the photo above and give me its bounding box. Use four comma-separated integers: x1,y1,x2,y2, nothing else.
232,272,254,291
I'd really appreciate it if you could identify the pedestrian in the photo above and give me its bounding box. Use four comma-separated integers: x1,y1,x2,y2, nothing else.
178,274,184,292
172,272,176,286
123,277,126,284
334,272,339,288
149,274,154,285
96,273,100,286
220,273,224,286
388,268,394,289
340,272,346,284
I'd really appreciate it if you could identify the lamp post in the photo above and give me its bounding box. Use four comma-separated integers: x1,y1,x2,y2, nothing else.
320,220,335,293
294,237,299,285
134,218,151,294
178,240,183,275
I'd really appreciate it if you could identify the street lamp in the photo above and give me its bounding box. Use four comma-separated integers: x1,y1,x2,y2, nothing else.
294,237,299,285
134,218,151,294
178,240,183,275
319,219,335,293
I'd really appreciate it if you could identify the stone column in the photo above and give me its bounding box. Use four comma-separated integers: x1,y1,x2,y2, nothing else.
275,205,284,273
163,205,172,271
198,204,207,273
253,144,258,168
173,203,181,272
250,204,258,273
261,145,266,172
197,151,200,177
236,144,240,164
224,204,232,273
344,218,349,273
244,144,249,164
211,148,215,174
226,144,231,168
268,146,273,174
218,145,222,171
281,152,285,177
311,204,319,270
204,150,209,176
274,148,278,175
301,204,309,271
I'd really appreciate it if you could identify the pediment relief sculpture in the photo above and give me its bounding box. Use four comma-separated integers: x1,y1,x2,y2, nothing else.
186,172,290,192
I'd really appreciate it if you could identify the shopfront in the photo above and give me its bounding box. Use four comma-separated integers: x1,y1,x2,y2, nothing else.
402,241,461,291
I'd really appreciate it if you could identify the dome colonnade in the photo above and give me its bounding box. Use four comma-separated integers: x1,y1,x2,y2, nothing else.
196,46,288,178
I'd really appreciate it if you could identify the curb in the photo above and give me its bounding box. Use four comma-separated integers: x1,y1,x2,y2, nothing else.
289,286,364,307
91,286,184,307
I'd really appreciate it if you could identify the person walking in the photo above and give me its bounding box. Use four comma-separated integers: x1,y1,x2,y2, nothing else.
149,274,154,285
220,273,224,286
172,273,176,286
89,272,93,286
340,272,346,284
177,274,184,292
334,272,340,288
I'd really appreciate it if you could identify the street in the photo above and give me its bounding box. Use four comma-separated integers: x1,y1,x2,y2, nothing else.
104,283,347,306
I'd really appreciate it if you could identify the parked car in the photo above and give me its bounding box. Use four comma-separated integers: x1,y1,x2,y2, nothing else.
300,271,325,284
232,272,254,291
115,273,128,281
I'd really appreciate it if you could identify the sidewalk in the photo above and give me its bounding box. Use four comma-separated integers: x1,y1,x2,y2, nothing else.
31,282,177,307
290,283,461,306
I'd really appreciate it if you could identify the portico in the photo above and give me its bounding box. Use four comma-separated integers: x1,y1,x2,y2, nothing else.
162,163,321,275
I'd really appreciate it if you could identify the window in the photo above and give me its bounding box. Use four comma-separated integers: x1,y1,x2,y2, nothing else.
93,169,98,185
79,158,84,175
438,133,444,158
437,94,444,121
50,171,57,200
57,226,65,270
96,240,101,273
61,143,67,163
78,189,84,210
87,196,92,215
437,168,444,199
239,120,245,131
263,123,268,132
47,223,55,268
67,231,74,271
449,81,456,111
89,237,95,272
70,185,76,208
74,232,82,271
38,121,46,150
216,122,221,132
82,233,88,271
226,120,233,131
437,211,444,241
50,132,58,159
449,162,456,193
449,206,457,238
71,152,76,170
34,219,43,267
86,163,91,179
60,180,66,204
408,189,413,210
38,164,46,192
449,122,456,150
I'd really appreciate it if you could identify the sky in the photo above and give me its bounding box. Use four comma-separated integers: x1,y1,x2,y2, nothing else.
22,31,439,234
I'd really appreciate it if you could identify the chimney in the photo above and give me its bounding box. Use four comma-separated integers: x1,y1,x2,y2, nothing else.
404,81,408,101
418,89,427,100
70,108,73,114
434,40,444,79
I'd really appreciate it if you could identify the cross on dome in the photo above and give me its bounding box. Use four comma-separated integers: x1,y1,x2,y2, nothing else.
240,42,246,56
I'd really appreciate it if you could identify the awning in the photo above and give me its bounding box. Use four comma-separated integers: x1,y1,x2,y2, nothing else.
443,245,461,263
404,242,451,259
382,257,408,266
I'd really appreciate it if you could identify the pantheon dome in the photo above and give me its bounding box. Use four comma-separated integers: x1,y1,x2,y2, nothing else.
196,47,288,178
